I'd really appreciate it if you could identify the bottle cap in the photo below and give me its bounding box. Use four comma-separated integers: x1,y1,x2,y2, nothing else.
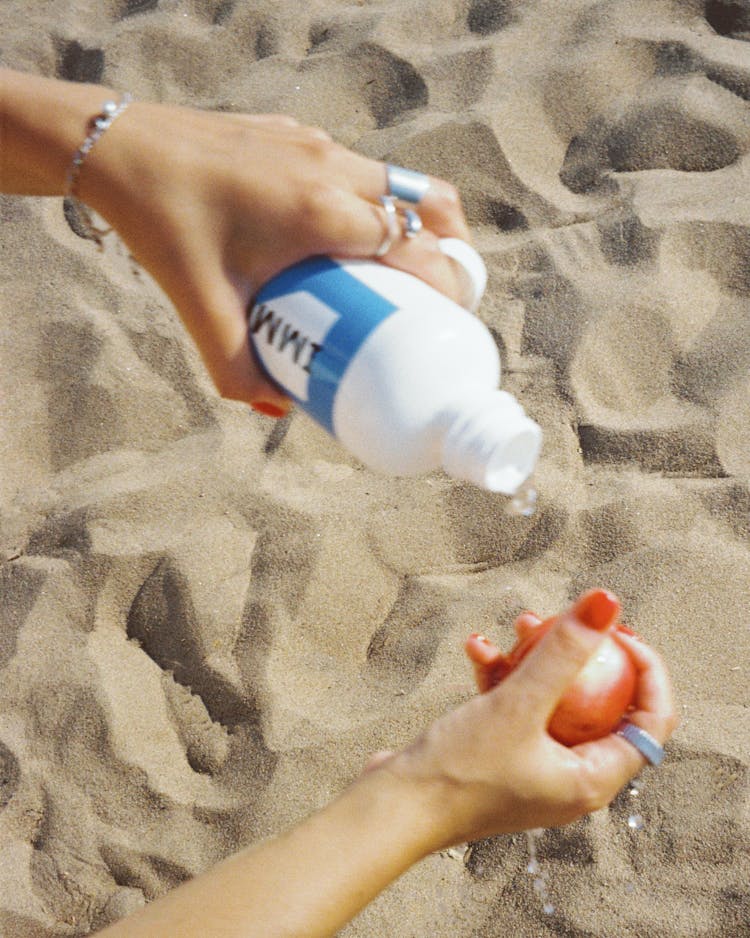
438,238,488,313
441,391,542,494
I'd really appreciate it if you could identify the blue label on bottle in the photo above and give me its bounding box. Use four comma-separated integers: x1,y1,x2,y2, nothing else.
250,257,398,434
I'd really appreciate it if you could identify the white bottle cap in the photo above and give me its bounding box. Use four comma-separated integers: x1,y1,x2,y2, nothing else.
441,391,542,494
438,238,488,313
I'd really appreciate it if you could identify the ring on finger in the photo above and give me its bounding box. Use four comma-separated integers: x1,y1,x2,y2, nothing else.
615,719,665,767
376,194,400,257
386,164,431,205
403,208,423,239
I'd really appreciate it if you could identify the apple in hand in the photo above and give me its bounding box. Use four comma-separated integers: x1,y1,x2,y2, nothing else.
467,590,638,746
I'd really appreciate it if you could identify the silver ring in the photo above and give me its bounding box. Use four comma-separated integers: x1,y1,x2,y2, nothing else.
615,720,665,767
376,195,400,257
386,164,431,205
403,208,423,239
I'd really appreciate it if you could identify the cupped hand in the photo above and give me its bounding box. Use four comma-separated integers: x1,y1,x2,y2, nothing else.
377,590,676,850
80,103,471,411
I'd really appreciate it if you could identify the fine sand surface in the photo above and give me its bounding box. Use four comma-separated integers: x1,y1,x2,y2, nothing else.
1,1,749,936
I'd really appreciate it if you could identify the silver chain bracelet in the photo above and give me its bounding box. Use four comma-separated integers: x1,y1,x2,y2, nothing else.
63,92,132,249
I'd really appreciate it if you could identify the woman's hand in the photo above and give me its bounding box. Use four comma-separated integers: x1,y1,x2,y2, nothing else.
2,68,471,414
80,102,471,412
378,590,677,849
95,591,675,938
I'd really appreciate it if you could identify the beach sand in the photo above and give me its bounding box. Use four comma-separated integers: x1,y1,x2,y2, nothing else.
1,1,749,935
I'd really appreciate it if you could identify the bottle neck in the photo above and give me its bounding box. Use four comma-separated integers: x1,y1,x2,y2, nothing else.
440,391,542,494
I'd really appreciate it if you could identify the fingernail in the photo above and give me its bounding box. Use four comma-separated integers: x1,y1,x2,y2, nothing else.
573,589,621,631
616,624,643,641
252,401,288,418
469,633,490,644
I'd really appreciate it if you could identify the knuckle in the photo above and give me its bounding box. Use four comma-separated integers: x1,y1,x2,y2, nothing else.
300,131,337,162
572,769,609,815
213,372,249,404
299,180,329,213
273,114,301,127
299,182,335,220
433,181,462,211
300,184,350,242
551,618,593,664
238,113,299,128
442,182,461,206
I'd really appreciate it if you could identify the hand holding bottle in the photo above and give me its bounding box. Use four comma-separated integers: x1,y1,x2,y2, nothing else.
2,68,472,413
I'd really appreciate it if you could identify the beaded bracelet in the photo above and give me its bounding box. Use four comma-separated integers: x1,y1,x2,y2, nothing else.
63,92,132,248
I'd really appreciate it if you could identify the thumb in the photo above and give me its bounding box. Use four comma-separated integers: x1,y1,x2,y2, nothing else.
502,590,621,725
362,750,396,774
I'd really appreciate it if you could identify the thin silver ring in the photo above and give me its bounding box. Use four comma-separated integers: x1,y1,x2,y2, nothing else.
615,720,665,767
376,195,400,257
386,164,431,205
403,209,423,239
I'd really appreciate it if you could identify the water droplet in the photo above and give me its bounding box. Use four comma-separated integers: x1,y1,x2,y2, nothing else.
628,813,645,831
506,481,537,517
525,828,554,914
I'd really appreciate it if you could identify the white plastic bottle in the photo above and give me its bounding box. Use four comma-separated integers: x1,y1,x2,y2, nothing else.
247,239,542,494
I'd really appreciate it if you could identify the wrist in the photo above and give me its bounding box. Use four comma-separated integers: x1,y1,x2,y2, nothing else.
341,759,449,863
358,751,468,858
74,98,153,219
1,69,117,196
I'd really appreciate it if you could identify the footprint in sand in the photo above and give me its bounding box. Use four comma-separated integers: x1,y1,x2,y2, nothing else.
0,742,20,811
467,0,515,36
350,42,428,128
705,0,750,40
56,39,104,84
127,555,261,730
117,0,159,20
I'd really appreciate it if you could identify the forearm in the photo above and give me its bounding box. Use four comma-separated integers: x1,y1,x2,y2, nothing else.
95,766,441,938
0,68,114,195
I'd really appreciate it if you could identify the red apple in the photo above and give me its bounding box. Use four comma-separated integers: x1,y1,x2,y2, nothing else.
477,591,638,746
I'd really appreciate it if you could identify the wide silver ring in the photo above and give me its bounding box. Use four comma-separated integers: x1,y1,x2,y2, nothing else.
403,208,423,239
615,720,665,767
376,195,400,257
386,164,431,205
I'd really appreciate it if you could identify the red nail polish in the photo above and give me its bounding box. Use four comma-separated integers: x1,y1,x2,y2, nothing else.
252,401,288,418
617,623,644,641
573,589,621,631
